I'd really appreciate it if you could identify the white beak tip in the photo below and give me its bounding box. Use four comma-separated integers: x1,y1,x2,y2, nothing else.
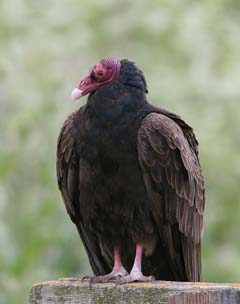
71,88,83,100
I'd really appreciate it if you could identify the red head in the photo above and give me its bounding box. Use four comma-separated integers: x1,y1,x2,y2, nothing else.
71,58,121,100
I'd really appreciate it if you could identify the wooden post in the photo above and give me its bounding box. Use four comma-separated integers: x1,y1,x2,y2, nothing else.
29,279,240,304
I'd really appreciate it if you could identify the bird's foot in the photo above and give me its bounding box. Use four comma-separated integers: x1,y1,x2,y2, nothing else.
115,270,155,284
82,266,129,283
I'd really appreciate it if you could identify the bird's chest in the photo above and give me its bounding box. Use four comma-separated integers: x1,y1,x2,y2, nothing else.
78,124,148,228
80,125,141,193
81,112,138,160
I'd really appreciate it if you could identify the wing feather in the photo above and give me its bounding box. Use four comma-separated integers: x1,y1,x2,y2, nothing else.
138,112,205,281
56,111,112,275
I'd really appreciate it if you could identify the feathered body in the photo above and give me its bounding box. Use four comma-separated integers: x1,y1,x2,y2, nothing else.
57,59,205,282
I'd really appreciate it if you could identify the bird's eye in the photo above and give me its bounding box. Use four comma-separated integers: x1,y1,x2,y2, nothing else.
97,71,104,77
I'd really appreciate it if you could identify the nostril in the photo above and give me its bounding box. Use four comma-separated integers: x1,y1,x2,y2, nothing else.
80,80,85,86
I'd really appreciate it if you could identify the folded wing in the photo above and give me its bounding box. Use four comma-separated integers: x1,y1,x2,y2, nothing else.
56,112,112,275
137,113,205,281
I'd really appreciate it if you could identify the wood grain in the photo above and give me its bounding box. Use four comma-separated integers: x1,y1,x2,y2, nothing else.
29,279,240,304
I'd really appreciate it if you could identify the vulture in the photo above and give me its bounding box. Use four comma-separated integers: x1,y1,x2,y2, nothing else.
57,58,205,283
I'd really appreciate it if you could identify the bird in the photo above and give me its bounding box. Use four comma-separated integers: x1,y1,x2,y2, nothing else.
56,58,205,283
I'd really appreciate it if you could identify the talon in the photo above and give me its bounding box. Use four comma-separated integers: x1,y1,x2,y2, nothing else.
116,274,155,284
109,276,117,282
81,275,94,282
80,247,129,284
114,244,156,284
82,244,156,285
109,275,121,282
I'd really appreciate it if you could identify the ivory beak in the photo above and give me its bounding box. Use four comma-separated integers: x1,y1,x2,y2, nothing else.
71,88,83,100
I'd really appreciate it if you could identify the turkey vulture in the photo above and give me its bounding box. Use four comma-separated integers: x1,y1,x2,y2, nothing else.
57,58,205,283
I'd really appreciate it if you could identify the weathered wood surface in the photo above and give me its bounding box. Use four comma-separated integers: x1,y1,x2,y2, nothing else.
29,279,240,304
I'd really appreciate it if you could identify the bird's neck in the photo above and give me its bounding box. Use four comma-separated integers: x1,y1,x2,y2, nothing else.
86,82,148,125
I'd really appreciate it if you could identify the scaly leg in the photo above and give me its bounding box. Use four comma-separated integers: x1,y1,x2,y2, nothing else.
82,246,128,283
116,244,155,283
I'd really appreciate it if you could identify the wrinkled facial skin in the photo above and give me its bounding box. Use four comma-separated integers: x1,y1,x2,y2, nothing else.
71,59,121,100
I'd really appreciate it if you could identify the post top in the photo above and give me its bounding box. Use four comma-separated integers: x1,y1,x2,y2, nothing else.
30,279,240,304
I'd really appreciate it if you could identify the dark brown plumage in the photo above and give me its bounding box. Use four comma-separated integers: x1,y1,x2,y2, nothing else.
57,59,205,283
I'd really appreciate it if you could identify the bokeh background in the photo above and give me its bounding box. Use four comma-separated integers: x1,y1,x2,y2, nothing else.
1,1,240,303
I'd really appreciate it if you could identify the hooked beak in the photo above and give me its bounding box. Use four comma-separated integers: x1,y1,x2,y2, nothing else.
71,74,93,101
71,88,83,100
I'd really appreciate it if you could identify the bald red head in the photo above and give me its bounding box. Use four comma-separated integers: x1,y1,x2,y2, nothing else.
71,58,121,100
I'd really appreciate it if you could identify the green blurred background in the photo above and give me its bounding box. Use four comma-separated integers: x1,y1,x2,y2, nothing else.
0,1,240,303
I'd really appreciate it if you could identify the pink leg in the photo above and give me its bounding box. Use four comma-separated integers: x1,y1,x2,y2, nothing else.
112,246,124,272
117,244,155,283
82,246,128,283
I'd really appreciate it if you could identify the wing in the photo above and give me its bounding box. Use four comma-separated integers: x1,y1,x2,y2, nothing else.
56,111,112,275
137,112,205,281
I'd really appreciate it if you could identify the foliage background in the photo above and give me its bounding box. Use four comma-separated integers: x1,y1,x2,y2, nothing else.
0,1,240,303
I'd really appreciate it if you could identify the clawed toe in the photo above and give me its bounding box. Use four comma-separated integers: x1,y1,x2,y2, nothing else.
81,245,156,285
108,275,122,282
115,274,155,284
82,275,109,283
81,275,94,282
81,273,128,284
